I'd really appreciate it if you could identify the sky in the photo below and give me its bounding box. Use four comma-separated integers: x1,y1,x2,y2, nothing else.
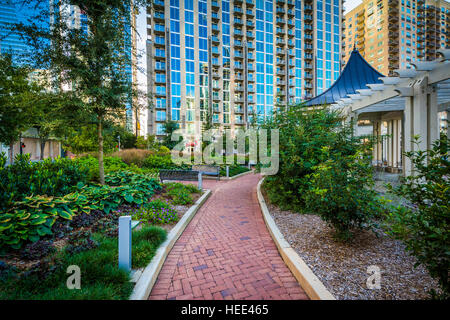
344,0,363,14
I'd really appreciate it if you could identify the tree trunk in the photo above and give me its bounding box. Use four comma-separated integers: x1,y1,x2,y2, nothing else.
97,117,105,185
40,140,46,160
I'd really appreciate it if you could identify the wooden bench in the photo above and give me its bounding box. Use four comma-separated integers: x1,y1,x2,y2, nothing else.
159,169,200,183
192,165,220,181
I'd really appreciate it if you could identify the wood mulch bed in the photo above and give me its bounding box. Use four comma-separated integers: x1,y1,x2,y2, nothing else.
262,187,440,300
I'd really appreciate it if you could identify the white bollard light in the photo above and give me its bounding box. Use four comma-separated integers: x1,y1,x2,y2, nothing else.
226,165,229,178
198,172,203,191
118,216,132,272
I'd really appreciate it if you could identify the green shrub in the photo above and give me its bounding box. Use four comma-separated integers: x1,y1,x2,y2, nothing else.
384,134,450,299
262,105,383,239
262,106,345,211
304,146,383,240
163,182,199,205
142,154,175,169
0,154,90,211
131,199,178,225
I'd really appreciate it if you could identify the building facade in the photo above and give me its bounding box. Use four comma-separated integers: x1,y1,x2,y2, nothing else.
343,0,450,77
146,0,343,139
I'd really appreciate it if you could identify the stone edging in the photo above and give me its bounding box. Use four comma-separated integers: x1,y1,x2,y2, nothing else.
129,189,212,300
256,178,336,300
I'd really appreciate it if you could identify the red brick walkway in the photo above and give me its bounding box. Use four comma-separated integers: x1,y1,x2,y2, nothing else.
148,173,308,300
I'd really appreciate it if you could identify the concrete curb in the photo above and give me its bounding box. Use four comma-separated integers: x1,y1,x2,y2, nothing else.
129,189,212,300
256,178,336,301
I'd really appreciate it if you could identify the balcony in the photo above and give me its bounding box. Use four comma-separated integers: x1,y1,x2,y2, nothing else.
247,42,255,50
276,18,286,25
246,0,254,6
304,63,313,70
248,65,255,72
211,35,220,44
234,41,243,48
211,47,220,56
248,53,255,60
287,0,294,6
277,80,286,85
210,12,220,22
234,107,244,114
276,48,286,56
234,7,243,15
234,29,244,37
211,24,220,33
247,76,255,82
276,28,285,35
287,40,294,47
234,18,243,26
211,1,220,10
277,59,286,65
304,14,313,22
234,63,244,70
153,11,165,22
276,69,286,76
246,32,254,39
246,9,254,17
154,24,165,34
235,86,244,92
155,64,165,72
287,9,294,17
235,74,244,81
304,53,313,60
234,52,244,59
276,39,286,46
212,72,221,79
212,60,221,67
153,0,164,9
304,5,313,12
235,97,245,103
276,7,286,15
246,21,254,28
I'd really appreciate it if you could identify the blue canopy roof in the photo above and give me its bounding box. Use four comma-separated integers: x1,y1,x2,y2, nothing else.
305,49,385,106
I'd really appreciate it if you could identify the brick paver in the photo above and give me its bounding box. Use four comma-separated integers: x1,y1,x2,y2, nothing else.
148,173,308,300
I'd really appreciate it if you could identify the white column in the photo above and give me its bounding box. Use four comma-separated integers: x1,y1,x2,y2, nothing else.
376,121,382,166
427,84,439,150
372,120,377,165
36,140,40,160
403,97,413,176
392,120,398,169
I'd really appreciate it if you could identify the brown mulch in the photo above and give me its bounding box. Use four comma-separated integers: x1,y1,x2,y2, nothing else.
263,193,440,300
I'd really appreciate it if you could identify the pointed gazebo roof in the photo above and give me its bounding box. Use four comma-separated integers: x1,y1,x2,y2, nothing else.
305,49,385,106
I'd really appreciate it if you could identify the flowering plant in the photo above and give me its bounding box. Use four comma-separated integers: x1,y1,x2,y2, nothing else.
131,199,178,224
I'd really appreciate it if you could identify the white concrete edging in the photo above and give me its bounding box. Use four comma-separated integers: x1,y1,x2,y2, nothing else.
129,189,212,300
256,178,336,300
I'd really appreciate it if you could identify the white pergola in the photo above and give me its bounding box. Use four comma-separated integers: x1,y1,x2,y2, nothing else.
331,49,450,176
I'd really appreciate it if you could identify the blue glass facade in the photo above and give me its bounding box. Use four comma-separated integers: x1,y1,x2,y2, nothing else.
148,0,343,135
0,0,49,63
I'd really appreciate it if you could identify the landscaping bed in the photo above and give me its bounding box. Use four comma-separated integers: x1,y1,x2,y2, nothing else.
0,153,202,299
262,189,439,300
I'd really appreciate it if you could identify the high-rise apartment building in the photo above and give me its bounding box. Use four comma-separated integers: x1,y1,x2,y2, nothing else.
343,0,450,76
146,0,343,139
0,0,49,62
